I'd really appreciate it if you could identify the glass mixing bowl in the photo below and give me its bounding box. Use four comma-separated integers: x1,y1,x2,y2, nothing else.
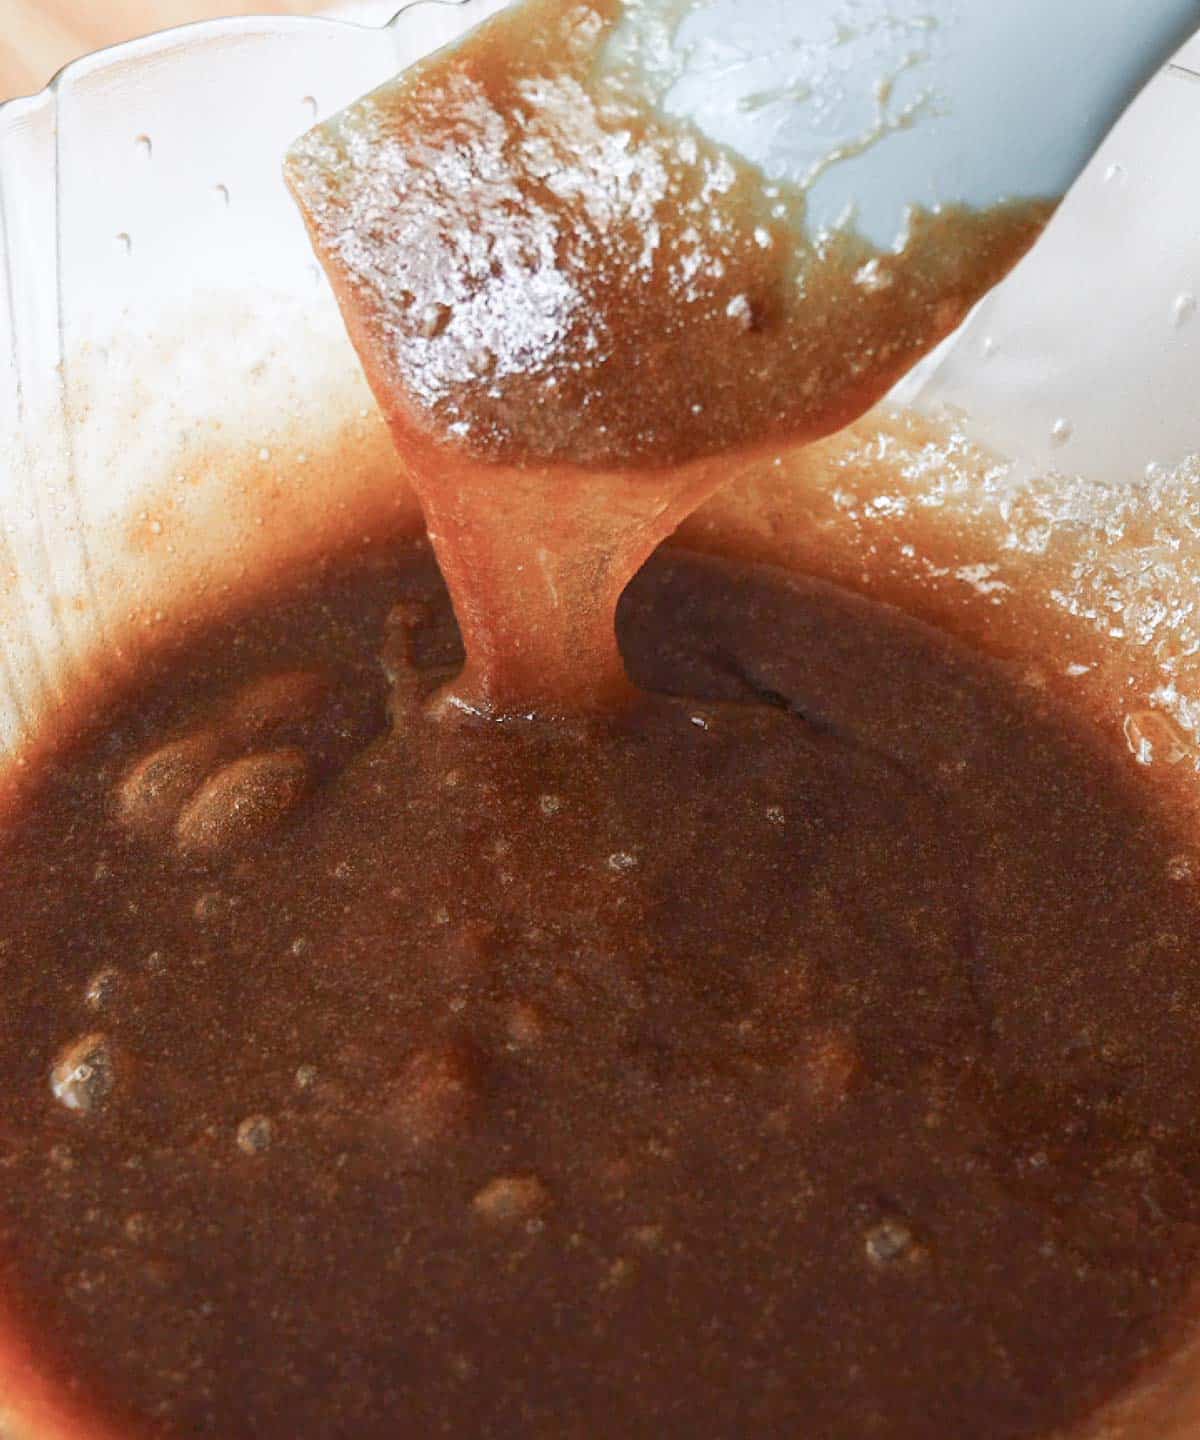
2,3,1200,1437
0,0,508,773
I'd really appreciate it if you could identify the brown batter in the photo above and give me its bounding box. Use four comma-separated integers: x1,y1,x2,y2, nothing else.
0,3,1191,1439
3,546,1200,1440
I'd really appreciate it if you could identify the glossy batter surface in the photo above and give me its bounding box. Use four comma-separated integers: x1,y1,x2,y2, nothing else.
0,5,1172,1438
2,547,1200,1440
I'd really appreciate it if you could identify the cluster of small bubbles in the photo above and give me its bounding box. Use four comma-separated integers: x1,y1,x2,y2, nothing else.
864,1218,922,1268
765,805,785,826
538,793,562,816
295,1064,318,1090
84,968,121,1011
236,1115,274,1155
50,1033,116,1114
607,851,639,873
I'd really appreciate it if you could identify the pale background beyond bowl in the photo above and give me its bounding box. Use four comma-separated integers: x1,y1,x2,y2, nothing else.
0,0,399,97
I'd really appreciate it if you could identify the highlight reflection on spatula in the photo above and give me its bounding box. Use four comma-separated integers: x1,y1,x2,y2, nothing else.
391,0,1200,249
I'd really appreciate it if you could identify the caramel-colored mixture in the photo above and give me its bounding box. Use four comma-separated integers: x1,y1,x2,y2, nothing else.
2,547,1200,1440
286,0,1046,717
0,4,1185,1440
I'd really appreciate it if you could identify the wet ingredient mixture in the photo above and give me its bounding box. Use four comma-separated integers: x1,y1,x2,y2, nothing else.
3,547,1200,1440
0,1,1190,1438
286,0,1047,716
